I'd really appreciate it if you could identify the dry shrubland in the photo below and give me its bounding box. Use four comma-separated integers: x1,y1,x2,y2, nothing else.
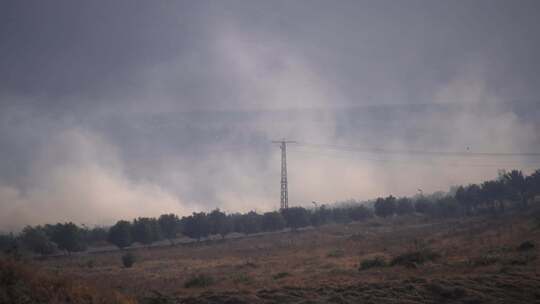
3,211,540,303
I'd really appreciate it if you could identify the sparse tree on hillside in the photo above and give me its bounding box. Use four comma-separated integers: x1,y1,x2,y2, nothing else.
455,186,469,216
181,212,209,241
414,197,431,214
310,205,332,227
349,205,373,221
207,209,232,238
502,170,528,209
0,233,16,253
132,217,161,246
50,222,87,254
238,211,263,235
262,211,286,232
158,214,179,245
432,196,460,218
374,196,396,218
527,169,540,199
481,180,506,214
20,226,57,255
281,207,310,230
332,207,352,223
84,226,108,245
108,220,133,249
395,197,414,216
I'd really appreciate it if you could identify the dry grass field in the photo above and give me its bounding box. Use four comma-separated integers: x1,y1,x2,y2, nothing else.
24,211,540,303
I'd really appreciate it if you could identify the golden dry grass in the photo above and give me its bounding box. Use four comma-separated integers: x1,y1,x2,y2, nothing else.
25,213,540,303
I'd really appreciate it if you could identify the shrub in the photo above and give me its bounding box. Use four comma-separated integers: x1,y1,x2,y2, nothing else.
232,273,252,285
273,272,290,280
359,256,387,270
390,248,440,266
517,241,535,251
121,252,136,268
469,254,499,267
184,274,214,288
327,249,345,258
85,259,95,268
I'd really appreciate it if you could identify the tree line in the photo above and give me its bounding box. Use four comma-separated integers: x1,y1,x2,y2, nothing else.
1,169,539,255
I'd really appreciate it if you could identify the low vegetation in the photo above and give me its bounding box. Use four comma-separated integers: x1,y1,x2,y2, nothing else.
184,274,215,288
359,256,387,270
390,248,440,267
273,272,291,280
0,257,134,304
122,252,136,268
326,249,345,258
517,240,535,251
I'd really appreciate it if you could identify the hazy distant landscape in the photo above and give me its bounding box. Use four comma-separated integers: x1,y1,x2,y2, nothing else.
2,170,540,303
2,1,540,303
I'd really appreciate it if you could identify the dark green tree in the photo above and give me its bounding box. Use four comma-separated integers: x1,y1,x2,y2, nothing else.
374,196,396,218
108,220,133,249
262,211,286,231
158,214,179,245
50,222,87,253
332,207,352,223
238,211,263,235
281,207,310,230
395,197,414,215
132,217,161,246
481,180,506,214
0,233,17,255
181,212,209,241
414,197,432,214
20,226,57,255
502,170,528,209
527,169,540,199
207,209,232,238
349,205,373,221
432,196,460,218
84,226,108,245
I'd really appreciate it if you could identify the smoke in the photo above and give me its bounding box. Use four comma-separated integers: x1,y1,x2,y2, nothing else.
1,1,539,231
0,128,190,232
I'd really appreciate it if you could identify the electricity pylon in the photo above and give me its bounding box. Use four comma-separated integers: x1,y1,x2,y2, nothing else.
272,139,296,209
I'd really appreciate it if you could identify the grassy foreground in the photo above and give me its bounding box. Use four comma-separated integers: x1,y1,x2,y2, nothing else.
3,210,540,303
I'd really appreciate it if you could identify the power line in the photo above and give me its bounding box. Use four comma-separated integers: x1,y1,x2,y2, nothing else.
295,142,540,157
288,148,540,168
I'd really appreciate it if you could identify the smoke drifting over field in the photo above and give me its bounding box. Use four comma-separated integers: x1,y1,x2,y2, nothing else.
1,1,540,230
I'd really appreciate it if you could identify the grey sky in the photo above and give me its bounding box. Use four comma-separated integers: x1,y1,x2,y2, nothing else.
1,0,539,230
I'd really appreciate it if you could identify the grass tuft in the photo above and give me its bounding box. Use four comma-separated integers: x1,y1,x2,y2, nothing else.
184,274,215,288
359,256,387,270
391,248,440,267
273,272,290,280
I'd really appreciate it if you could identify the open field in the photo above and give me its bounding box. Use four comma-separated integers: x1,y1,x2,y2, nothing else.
25,211,540,303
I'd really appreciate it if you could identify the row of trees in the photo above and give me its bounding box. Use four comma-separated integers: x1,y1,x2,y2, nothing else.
106,206,372,248
371,169,540,218
2,169,539,255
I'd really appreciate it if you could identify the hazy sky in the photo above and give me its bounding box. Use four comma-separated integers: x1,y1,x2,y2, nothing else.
1,0,539,230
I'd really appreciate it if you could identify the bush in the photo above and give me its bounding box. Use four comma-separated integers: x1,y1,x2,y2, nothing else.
517,241,535,251
184,274,214,288
359,256,387,270
85,259,95,268
327,249,345,258
469,254,499,267
390,248,440,266
232,273,253,285
272,272,290,280
121,252,136,268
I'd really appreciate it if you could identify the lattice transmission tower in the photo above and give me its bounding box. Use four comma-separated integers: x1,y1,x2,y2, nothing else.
272,139,296,209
